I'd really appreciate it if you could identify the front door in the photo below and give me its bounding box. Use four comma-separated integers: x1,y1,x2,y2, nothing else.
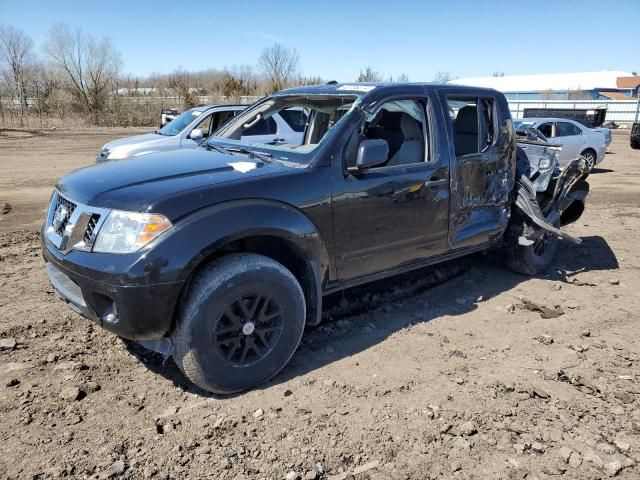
331,97,450,281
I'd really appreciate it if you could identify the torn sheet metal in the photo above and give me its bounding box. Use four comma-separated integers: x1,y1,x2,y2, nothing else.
514,157,588,245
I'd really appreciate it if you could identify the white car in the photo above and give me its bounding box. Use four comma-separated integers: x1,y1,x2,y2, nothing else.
97,105,306,162
513,118,607,171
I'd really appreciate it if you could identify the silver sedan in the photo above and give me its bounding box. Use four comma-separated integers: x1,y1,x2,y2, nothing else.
513,118,607,171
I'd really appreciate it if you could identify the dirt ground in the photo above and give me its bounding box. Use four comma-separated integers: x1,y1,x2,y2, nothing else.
0,129,638,480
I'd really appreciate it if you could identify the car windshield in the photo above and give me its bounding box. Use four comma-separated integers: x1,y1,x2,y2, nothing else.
158,108,206,136
209,94,360,161
513,120,536,129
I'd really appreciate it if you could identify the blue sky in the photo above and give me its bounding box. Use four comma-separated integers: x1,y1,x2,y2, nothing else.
1,0,638,81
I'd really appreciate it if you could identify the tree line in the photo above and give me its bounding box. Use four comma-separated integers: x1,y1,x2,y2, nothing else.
0,23,426,128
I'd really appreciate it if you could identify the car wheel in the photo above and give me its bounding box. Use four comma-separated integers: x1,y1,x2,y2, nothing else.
581,149,596,172
172,253,305,394
504,213,560,275
631,140,640,150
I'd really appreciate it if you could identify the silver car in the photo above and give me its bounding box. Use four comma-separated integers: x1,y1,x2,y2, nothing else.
97,105,306,162
513,118,607,171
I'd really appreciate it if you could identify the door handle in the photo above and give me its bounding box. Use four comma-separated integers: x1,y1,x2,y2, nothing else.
424,178,448,188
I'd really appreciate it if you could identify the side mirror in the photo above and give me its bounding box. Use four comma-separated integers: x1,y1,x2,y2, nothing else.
350,139,389,172
189,128,204,140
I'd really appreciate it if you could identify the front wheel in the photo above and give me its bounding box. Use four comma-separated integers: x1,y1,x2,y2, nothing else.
172,253,305,394
504,214,560,275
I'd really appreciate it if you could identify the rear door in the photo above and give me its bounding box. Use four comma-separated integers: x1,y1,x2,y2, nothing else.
444,93,514,249
241,116,278,144
554,121,584,163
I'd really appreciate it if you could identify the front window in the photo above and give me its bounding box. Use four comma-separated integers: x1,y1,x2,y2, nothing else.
209,94,360,161
158,108,206,136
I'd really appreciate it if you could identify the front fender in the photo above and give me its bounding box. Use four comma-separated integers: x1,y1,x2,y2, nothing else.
170,199,330,284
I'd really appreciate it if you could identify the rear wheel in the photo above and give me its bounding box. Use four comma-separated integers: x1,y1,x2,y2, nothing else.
581,149,596,172
172,253,305,394
504,214,560,275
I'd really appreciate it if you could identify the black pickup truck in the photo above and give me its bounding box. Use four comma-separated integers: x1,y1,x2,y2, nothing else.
42,83,589,394
631,122,640,149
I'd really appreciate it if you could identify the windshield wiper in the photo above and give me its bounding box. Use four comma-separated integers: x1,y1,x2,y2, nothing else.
203,143,232,155
226,146,273,164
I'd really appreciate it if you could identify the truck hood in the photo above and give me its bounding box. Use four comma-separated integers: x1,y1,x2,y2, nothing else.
99,132,180,160
57,148,286,213
105,132,165,149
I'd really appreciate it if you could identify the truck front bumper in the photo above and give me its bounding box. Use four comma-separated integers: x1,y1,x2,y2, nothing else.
42,237,184,341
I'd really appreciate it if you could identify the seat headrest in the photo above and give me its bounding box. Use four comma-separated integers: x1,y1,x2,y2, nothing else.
400,114,421,140
455,106,478,134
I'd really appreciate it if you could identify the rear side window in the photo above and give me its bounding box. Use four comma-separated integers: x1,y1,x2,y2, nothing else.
556,122,582,137
448,97,496,156
279,108,307,133
243,117,277,136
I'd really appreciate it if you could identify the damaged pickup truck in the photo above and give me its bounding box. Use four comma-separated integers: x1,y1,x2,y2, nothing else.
42,83,589,394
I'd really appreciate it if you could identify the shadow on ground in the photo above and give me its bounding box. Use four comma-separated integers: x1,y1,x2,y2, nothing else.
590,167,614,174
123,235,618,398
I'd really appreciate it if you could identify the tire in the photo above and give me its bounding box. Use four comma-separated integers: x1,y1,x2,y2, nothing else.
172,253,305,394
504,214,560,275
580,149,596,172
631,140,640,150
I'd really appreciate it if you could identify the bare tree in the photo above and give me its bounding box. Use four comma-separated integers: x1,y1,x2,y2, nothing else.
433,71,454,83
388,73,409,83
258,43,300,93
357,67,383,82
539,89,555,100
43,23,121,118
167,67,197,108
0,25,35,118
492,71,505,77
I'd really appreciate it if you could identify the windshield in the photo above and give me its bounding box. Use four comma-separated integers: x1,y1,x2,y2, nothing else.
513,120,536,129
158,108,206,136
209,94,360,161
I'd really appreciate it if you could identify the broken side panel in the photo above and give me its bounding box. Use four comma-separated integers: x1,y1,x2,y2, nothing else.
446,95,516,249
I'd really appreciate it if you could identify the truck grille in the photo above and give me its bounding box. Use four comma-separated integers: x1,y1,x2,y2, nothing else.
53,195,77,235
83,214,101,243
45,192,110,254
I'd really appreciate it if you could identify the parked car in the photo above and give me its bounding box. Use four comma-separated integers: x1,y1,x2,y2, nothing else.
631,122,640,150
160,108,179,127
96,105,306,162
513,117,607,171
42,83,589,394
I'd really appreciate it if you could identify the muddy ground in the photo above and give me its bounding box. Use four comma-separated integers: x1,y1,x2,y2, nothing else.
0,129,638,480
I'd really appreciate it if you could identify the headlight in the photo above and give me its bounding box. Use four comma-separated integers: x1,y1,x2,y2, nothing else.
538,158,551,169
93,210,172,254
106,147,131,160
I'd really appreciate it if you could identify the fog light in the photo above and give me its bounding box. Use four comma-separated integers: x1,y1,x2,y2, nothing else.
101,303,118,325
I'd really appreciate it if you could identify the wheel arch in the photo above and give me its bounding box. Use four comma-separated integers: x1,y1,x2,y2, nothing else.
171,199,329,328
580,147,597,159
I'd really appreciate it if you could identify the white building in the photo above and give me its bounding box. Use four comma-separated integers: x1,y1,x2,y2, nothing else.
449,71,638,100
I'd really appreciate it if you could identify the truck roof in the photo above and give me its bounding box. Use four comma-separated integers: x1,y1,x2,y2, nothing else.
274,82,500,97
